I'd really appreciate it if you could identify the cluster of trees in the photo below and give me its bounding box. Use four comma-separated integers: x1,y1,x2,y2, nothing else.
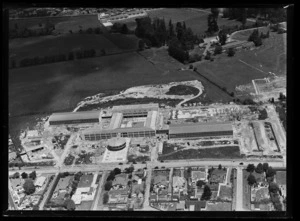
110,23,132,34
248,29,270,47
9,22,55,39
207,8,219,35
76,27,103,34
222,8,248,26
246,162,283,210
135,17,200,63
13,49,96,68
201,185,212,200
104,167,124,191
222,8,286,24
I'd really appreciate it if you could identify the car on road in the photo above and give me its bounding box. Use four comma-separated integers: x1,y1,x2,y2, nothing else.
119,163,123,165
239,162,244,165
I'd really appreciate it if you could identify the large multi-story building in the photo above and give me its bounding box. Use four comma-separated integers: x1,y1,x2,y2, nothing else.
82,104,159,141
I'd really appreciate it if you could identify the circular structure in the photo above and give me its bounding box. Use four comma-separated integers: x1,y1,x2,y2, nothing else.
107,137,126,151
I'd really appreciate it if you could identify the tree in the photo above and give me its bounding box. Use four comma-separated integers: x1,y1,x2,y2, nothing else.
101,49,106,56
253,36,262,46
218,30,227,45
227,48,235,57
196,180,205,188
121,24,129,34
247,174,256,186
103,192,109,204
104,181,112,191
218,164,222,170
255,163,264,174
211,8,219,18
269,182,280,193
201,185,212,200
12,172,20,179
279,92,286,100
266,167,276,178
29,171,37,180
21,172,28,179
138,39,145,51
23,179,36,195
240,8,247,26
113,168,121,175
64,199,76,210
214,45,223,55
246,164,255,173
205,51,212,60
263,163,269,172
207,13,219,34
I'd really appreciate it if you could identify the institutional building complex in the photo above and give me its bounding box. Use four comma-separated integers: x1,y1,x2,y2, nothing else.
82,104,159,141
48,103,234,141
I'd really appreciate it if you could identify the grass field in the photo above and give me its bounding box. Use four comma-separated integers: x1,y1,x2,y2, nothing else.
9,33,122,62
9,51,197,117
9,15,102,34
147,8,254,36
194,32,286,94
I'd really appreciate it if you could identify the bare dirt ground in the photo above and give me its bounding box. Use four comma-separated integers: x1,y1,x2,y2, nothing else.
74,80,204,112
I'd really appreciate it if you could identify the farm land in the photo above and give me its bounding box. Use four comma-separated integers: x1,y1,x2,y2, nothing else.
9,14,103,34
194,32,287,94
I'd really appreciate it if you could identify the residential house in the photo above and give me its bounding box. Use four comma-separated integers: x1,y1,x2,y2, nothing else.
185,200,207,211
191,170,206,184
72,173,98,204
112,173,128,190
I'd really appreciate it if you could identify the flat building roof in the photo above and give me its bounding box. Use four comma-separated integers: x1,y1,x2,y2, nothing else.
169,122,233,134
49,111,101,122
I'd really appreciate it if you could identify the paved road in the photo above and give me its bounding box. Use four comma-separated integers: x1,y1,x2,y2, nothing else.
39,173,59,210
235,167,244,211
9,159,285,176
92,171,106,210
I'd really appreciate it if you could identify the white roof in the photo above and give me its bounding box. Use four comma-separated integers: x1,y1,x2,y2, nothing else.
27,130,40,138
72,194,82,205
34,176,46,187
103,22,113,27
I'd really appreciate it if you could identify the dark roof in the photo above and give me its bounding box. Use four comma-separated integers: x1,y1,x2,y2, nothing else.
49,111,100,122
169,122,233,134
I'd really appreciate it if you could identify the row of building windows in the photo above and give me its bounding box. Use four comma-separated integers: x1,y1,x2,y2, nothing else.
169,131,233,139
83,130,156,140
49,118,99,125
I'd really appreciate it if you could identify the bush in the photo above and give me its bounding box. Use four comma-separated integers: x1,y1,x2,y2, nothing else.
214,45,223,55
227,48,235,57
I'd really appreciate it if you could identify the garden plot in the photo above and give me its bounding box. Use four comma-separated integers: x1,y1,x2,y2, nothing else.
74,80,204,112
